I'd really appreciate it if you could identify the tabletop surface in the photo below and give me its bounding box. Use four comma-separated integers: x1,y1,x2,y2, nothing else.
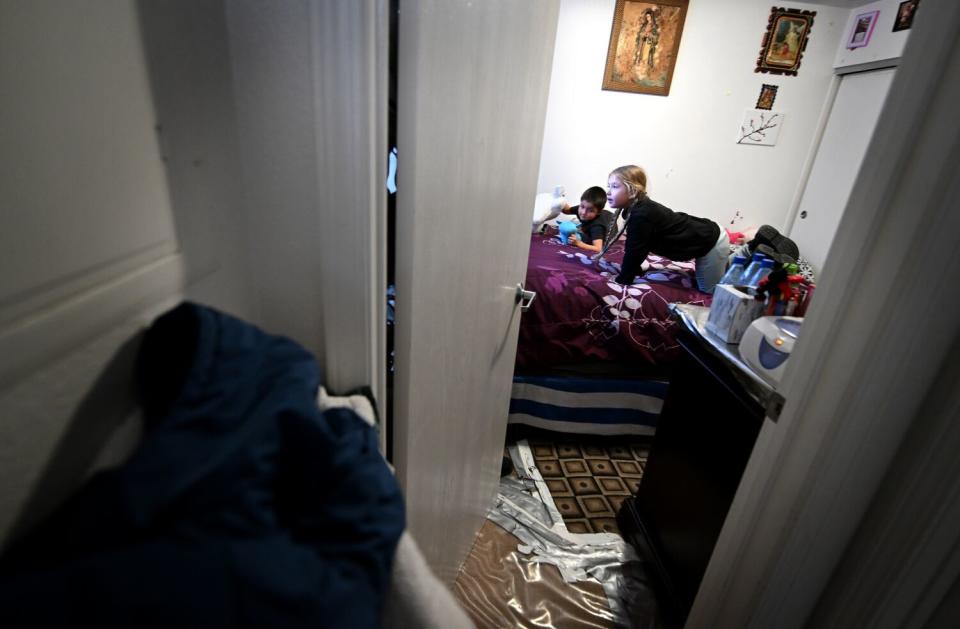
669,302,776,404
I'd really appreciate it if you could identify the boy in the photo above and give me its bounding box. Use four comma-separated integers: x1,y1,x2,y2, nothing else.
562,186,611,253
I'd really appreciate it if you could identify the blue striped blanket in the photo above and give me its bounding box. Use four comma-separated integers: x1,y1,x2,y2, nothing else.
508,375,667,436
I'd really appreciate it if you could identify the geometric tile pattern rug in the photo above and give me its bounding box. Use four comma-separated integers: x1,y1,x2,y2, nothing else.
528,437,650,535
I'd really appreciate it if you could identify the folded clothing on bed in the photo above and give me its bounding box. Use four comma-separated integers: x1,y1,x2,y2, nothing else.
0,302,404,629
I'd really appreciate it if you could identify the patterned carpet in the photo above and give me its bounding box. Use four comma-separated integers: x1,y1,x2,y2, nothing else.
527,437,650,535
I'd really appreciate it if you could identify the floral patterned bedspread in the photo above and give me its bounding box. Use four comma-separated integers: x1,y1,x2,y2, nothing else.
516,228,712,370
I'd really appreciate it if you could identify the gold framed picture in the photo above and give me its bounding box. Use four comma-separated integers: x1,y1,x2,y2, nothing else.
601,0,689,96
755,7,816,76
893,0,920,32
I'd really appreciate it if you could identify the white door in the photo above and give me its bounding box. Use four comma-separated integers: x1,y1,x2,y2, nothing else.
393,0,561,581
0,0,290,546
788,67,896,273
1,0,388,542
0,1,204,541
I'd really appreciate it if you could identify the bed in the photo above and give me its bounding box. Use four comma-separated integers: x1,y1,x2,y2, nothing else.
509,226,712,435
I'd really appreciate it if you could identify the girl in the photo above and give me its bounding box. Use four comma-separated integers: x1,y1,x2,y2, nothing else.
602,165,728,294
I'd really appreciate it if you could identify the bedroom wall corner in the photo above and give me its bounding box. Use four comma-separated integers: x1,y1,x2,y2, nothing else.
536,0,849,232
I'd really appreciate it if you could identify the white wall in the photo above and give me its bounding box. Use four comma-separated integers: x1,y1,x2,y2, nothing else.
137,0,257,320
537,0,849,231
225,1,324,353
834,0,914,70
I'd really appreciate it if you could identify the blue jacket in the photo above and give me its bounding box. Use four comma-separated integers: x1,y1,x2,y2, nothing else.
0,302,405,628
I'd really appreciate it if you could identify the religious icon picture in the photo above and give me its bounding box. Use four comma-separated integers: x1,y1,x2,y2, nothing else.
602,0,690,96
755,7,816,76
756,84,779,110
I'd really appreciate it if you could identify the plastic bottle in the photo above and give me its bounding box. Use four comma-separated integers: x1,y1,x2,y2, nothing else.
719,255,747,286
796,283,816,316
786,290,800,316
740,253,767,288
745,258,775,289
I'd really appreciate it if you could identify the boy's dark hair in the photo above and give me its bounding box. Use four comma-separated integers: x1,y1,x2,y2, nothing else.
580,186,606,211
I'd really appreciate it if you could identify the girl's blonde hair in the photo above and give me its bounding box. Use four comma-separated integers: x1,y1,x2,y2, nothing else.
610,165,648,203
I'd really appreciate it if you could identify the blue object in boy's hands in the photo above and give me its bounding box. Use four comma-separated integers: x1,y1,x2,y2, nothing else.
558,221,579,245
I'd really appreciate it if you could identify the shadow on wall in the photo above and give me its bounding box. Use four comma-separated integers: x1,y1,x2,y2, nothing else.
4,1,243,551
5,334,144,549
134,0,250,303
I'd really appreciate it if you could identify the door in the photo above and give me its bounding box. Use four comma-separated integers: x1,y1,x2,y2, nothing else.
393,0,561,581
1,0,388,543
788,67,896,273
0,1,200,542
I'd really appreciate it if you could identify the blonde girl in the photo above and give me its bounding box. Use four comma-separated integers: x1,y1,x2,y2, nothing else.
603,165,728,293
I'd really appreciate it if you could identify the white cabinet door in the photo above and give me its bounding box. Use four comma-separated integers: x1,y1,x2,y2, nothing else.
393,0,560,581
789,68,896,274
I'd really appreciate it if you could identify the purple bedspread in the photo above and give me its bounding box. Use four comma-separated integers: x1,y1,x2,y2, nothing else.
516,228,712,370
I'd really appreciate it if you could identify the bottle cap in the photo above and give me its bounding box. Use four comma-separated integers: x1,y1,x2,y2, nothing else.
761,259,775,267
732,255,746,264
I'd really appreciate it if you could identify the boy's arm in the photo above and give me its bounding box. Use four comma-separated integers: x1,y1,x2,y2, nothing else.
572,235,603,252
572,221,605,252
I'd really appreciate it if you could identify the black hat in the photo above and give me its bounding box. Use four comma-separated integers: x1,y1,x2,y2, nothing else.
750,225,799,263
754,244,796,265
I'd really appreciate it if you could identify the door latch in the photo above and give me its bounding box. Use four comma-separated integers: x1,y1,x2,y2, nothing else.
515,283,536,312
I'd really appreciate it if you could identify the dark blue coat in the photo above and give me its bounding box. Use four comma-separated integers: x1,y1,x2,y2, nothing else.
0,303,405,628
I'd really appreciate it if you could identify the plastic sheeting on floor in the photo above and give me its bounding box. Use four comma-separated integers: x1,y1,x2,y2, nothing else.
454,519,615,627
453,443,661,628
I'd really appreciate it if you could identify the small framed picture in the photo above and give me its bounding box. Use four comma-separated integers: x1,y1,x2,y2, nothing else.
756,84,778,110
847,10,880,49
893,0,920,32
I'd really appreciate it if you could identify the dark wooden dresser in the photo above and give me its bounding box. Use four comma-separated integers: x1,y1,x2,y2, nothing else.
617,304,775,628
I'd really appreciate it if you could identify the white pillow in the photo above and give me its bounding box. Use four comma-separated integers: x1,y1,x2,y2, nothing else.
531,186,569,232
